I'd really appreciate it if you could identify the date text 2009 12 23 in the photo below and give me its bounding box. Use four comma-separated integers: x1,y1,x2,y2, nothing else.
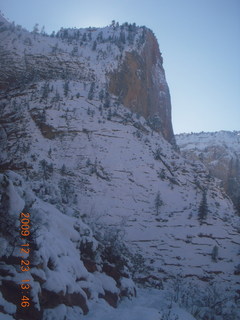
19,212,31,308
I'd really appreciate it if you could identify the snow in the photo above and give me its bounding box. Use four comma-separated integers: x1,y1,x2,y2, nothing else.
0,15,239,320
0,314,15,320
43,304,83,320
120,277,135,291
0,293,16,315
7,179,25,215
176,131,240,157
84,288,197,320
0,12,10,25
94,272,119,294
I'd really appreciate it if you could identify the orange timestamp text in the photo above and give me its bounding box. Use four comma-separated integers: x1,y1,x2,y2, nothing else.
19,212,31,308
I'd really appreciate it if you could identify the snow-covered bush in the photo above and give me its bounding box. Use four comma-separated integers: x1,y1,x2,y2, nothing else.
167,277,240,320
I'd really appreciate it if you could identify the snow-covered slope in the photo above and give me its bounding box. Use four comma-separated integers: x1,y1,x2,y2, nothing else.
0,15,240,320
176,131,240,214
0,17,174,144
0,171,136,319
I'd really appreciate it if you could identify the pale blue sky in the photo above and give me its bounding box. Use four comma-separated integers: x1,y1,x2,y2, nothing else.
1,0,239,134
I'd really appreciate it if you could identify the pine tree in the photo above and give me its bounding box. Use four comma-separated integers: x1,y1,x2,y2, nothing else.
92,41,97,51
211,245,218,262
40,109,46,122
61,164,66,175
52,42,59,54
41,82,50,99
59,179,72,204
99,89,104,102
198,189,208,221
40,26,46,35
63,81,69,97
97,31,103,42
155,191,163,215
48,148,52,157
111,20,116,28
52,90,60,102
120,31,126,44
32,23,39,34
107,109,112,120
40,160,53,180
88,32,92,41
103,92,110,108
71,46,78,56
88,82,95,100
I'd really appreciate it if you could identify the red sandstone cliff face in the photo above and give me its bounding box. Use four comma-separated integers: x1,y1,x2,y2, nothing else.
108,30,175,145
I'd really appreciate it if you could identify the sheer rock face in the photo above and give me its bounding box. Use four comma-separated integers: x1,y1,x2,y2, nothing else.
109,30,175,144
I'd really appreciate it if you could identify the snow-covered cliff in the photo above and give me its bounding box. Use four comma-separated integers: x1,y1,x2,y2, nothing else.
0,15,239,320
176,131,240,215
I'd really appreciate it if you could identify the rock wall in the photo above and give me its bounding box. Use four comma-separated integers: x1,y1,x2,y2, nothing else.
108,29,175,144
